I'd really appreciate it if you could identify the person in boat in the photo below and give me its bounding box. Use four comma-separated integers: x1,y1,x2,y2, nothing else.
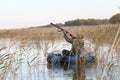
60,31,84,70
64,31,87,79
63,31,84,56
63,32,95,62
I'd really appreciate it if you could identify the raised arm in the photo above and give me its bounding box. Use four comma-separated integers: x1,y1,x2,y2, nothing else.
64,33,73,44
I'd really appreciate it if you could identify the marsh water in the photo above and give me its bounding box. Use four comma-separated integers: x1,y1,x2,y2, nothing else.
0,39,120,80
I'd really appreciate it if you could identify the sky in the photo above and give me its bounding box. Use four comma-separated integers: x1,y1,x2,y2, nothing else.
0,0,120,29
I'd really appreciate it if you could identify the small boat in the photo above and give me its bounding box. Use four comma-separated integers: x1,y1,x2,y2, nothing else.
47,50,95,70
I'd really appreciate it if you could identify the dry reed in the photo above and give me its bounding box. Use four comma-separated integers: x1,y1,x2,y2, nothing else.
0,24,120,80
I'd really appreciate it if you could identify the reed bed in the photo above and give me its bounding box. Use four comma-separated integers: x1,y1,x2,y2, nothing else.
0,24,120,80
0,24,119,45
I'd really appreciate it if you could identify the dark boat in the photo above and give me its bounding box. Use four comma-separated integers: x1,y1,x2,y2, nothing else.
47,50,95,70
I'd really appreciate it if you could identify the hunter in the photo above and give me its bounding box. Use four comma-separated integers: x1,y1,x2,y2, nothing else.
63,31,84,56
63,31,86,79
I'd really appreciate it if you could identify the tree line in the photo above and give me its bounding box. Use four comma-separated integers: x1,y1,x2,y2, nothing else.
37,13,120,28
64,13,120,26
64,19,108,26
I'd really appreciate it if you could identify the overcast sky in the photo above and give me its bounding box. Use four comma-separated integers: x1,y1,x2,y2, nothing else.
0,0,120,29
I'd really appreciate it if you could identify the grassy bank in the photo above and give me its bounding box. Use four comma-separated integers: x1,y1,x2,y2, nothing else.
0,24,120,56
0,24,119,45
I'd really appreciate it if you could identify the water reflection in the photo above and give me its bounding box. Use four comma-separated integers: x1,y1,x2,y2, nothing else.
38,64,73,80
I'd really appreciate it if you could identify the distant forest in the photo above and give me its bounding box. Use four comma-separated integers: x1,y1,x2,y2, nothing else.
30,13,120,28
64,13,120,26
64,19,108,26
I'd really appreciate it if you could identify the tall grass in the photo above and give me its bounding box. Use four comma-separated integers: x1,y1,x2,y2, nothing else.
0,24,119,80
0,24,119,44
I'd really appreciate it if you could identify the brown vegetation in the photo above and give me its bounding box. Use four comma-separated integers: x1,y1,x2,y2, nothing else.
0,24,119,45
0,24,120,80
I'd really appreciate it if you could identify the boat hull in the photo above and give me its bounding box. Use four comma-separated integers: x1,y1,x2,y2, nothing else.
47,53,94,69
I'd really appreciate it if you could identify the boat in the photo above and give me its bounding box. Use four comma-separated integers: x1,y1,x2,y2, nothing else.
47,50,95,70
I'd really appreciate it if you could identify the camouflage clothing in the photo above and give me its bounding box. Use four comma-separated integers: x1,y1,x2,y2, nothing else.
64,33,84,56
64,33,86,80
